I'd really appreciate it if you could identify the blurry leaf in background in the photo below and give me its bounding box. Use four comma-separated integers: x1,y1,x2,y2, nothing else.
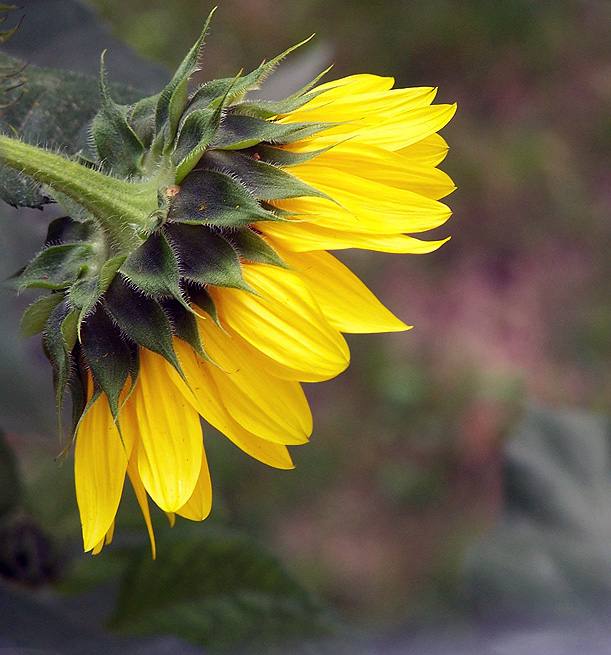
0,429,21,517
464,405,611,619
111,526,340,652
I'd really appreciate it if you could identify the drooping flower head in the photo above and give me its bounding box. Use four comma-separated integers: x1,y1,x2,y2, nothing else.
2,14,455,555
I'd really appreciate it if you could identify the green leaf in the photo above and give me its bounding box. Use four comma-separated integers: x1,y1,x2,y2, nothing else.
111,527,338,652
19,293,65,337
167,169,278,227
0,51,142,208
13,243,95,290
201,149,327,201
80,306,133,421
91,55,145,176
164,223,250,290
465,406,611,618
184,282,219,324
103,274,182,375
212,113,334,150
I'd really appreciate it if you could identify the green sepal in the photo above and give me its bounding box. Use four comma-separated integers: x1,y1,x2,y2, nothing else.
185,36,315,116
43,299,78,416
212,113,334,150
227,228,288,268
128,93,160,150
153,10,214,155
230,66,332,119
12,243,95,290
251,143,333,168
103,274,184,378
70,254,126,336
80,305,133,422
19,293,65,337
91,55,145,177
172,107,222,185
167,169,279,227
201,149,327,201
68,358,88,441
120,231,189,310
184,282,219,325
164,223,250,290
161,297,209,361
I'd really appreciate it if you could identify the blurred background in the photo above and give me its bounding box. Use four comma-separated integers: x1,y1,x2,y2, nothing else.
0,0,610,653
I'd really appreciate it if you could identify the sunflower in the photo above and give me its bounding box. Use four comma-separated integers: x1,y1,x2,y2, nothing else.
1,24,455,556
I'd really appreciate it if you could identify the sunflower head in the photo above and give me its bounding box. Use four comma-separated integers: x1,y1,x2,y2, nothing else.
2,11,455,554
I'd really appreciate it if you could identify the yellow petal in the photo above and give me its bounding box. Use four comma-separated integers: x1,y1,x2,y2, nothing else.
258,220,450,253
169,340,296,469
268,243,410,333
196,315,312,444
297,103,456,152
75,391,135,552
209,263,350,382
398,133,450,166
134,349,203,513
302,73,396,98
285,169,451,234
175,447,212,521
282,87,437,124
127,454,156,559
292,141,455,200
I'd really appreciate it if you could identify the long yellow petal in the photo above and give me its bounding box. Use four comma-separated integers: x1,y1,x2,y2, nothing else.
169,340,296,469
75,391,134,552
127,454,156,559
133,349,203,513
398,133,450,166
281,87,437,124
268,243,410,333
209,264,350,382
258,220,450,253
285,169,451,234
290,141,455,200
196,314,312,444
175,447,212,521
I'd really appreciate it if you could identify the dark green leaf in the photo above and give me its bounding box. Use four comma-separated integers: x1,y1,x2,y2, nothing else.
111,527,338,652
164,223,249,290
0,52,142,208
45,215,100,246
201,149,326,201
80,306,133,421
19,293,65,337
252,143,332,168
167,169,278,227
13,243,95,290
103,275,182,374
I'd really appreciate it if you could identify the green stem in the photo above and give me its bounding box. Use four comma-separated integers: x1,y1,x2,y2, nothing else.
0,134,159,253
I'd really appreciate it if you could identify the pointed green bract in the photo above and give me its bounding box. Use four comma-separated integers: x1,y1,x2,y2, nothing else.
92,55,144,177
13,243,95,290
20,293,65,337
167,169,279,227
81,306,133,421
227,228,288,268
